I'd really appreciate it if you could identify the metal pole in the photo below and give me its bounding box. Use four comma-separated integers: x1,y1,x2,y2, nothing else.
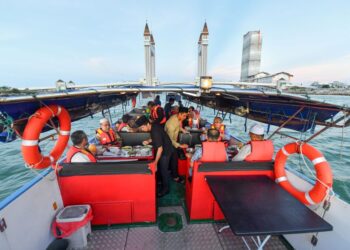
267,106,304,139
305,115,348,143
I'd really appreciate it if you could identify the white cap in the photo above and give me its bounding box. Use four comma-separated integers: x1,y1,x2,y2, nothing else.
249,124,264,135
99,118,109,124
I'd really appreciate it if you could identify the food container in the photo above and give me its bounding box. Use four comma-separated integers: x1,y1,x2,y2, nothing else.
140,148,151,156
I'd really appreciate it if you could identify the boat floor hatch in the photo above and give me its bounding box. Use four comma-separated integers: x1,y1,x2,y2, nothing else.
85,206,288,250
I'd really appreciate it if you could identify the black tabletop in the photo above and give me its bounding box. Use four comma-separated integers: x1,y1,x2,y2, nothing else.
206,175,332,236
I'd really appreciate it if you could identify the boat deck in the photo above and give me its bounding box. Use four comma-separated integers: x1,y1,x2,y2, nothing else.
85,206,289,250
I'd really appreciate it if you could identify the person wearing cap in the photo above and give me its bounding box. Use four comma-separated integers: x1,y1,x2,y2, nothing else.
66,130,97,163
135,115,179,197
96,118,120,146
232,124,274,162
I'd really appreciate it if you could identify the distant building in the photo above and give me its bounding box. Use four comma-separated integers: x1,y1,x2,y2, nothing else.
310,81,321,88
143,23,157,86
197,22,209,84
330,81,347,88
66,81,75,89
55,79,66,91
240,31,262,81
240,31,293,89
310,81,348,89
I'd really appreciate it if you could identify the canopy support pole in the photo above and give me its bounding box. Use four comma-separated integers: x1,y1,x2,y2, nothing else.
305,114,348,143
268,106,305,140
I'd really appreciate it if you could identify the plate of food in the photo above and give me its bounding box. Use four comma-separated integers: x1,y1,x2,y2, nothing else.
121,146,132,152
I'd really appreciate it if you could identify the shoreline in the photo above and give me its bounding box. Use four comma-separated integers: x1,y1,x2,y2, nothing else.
284,89,350,96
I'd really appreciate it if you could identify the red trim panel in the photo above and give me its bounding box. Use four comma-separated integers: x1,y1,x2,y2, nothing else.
186,161,274,221
58,162,156,225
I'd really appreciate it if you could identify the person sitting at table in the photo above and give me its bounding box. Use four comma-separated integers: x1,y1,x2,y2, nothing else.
188,128,227,177
96,118,120,146
165,107,189,183
188,109,201,129
232,124,274,162
147,101,166,125
66,130,97,163
135,115,178,197
210,116,230,141
116,114,132,132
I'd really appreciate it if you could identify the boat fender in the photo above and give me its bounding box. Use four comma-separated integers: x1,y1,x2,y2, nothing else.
21,105,71,169
274,142,333,205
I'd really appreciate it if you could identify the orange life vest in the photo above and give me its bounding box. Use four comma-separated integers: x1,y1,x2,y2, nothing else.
200,141,227,162
96,128,117,145
65,146,97,163
151,105,166,124
245,140,274,162
117,122,128,132
210,124,226,140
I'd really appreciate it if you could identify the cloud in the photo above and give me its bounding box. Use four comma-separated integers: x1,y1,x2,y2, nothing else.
288,54,350,83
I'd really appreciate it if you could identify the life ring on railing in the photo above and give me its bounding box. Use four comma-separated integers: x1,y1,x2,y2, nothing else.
274,142,333,205
21,105,71,169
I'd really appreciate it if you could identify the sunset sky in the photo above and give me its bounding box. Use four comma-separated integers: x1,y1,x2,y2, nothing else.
1,0,349,88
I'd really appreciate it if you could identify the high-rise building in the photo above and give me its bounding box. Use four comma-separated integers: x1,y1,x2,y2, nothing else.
240,31,262,81
144,23,156,86
197,22,209,83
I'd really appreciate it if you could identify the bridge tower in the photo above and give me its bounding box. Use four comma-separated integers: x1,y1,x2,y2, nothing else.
144,23,157,86
197,22,209,85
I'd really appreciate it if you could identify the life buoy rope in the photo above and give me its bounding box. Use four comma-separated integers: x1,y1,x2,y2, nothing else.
21,105,71,169
274,142,333,205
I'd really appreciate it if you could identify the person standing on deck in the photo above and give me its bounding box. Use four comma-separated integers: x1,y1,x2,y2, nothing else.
147,101,166,126
232,124,274,162
165,107,189,183
135,116,174,197
164,97,175,120
66,130,97,163
96,118,120,146
154,95,161,106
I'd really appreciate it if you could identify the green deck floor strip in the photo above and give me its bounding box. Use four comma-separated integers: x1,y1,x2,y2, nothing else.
92,221,156,231
157,180,185,207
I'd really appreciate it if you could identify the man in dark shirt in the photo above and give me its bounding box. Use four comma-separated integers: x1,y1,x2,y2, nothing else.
164,97,175,120
147,101,166,126
135,115,174,197
154,95,161,106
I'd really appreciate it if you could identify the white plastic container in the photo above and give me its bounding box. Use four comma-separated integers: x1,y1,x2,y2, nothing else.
56,205,92,249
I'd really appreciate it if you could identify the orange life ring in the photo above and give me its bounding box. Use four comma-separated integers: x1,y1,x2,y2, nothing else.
274,142,333,205
21,105,71,169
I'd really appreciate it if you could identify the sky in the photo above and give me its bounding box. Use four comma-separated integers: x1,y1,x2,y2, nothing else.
0,0,350,88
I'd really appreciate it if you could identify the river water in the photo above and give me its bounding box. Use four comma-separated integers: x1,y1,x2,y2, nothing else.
0,95,349,203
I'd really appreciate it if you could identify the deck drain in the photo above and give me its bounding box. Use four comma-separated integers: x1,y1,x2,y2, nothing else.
158,213,183,232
